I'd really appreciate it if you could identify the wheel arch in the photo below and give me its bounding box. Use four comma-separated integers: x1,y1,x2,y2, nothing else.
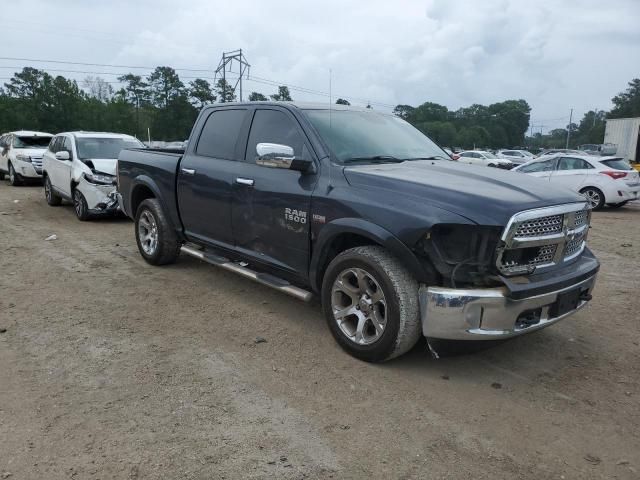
310,218,428,292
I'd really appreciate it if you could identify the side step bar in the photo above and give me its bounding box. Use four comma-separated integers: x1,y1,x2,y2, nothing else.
180,244,313,302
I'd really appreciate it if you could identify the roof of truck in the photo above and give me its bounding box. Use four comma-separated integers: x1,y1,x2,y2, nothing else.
208,101,383,113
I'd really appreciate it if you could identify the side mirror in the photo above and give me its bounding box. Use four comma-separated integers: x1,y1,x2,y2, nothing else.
55,151,70,161
255,143,312,172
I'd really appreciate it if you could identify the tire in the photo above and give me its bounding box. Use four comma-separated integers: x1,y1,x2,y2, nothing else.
44,175,62,206
72,188,91,221
580,186,605,210
8,163,23,186
321,246,421,362
0,171,4,180
607,201,628,209
135,198,180,265
488,163,496,168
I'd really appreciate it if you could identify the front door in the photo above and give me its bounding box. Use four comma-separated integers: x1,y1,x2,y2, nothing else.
177,108,249,247
45,136,73,197
231,108,318,276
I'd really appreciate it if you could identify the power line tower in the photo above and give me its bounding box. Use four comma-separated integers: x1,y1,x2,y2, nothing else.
215,49,250,102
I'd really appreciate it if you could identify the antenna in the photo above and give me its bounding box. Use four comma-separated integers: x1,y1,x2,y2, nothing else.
329,68,332,128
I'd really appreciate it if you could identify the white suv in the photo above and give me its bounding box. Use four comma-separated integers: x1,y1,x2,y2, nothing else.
458,150,514,169
0,131,54,185
42,132,145,220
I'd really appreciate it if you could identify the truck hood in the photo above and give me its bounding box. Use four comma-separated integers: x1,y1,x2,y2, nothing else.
85,158,117,175
343,160,586,226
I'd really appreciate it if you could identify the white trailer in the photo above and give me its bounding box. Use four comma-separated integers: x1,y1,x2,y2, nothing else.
604,117,640,163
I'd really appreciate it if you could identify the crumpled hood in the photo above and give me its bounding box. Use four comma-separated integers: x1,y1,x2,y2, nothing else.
13,147,48,158
343,160,586,226
85,158,117,175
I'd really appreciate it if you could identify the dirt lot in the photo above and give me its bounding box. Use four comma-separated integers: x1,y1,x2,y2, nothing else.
0,182,638,480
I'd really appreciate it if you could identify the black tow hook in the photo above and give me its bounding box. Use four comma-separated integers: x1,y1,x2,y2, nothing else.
580,292,593,302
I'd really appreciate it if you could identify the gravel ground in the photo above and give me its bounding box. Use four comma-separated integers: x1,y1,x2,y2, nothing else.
0,182,639,480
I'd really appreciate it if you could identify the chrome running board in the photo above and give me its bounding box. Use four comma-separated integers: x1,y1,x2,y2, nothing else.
180,244,313,302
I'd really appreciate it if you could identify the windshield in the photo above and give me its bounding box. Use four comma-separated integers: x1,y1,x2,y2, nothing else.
304,109,448,163
14,136,52,148
76,137,145,160
600,158,633,171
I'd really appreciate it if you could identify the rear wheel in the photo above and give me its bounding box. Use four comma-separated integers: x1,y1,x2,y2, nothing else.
8,163,22,186
322,246,421,362
0,171,4,180
44,176,62,206
73,188,91,221
580,187,605,210
135,198,180,265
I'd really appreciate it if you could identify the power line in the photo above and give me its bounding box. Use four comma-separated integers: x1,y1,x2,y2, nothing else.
0,56,211,73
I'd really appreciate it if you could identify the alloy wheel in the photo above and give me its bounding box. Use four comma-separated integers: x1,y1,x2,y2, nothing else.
331,267,387,345
138,210,159,255
582,189,601,209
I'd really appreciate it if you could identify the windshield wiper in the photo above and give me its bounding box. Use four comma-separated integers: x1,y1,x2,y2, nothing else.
346,155,405,164
403,156,449,161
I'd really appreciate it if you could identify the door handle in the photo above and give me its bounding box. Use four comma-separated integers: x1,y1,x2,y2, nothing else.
236,177,255,186
181,168,196,175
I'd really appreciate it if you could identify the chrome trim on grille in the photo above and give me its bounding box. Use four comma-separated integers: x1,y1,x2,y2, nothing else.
497,202,591,276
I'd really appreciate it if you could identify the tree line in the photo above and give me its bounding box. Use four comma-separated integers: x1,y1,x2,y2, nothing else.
1,65,638,149
0,66,293,141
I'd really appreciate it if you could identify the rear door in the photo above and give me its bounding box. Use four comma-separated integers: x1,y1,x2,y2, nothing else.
230,107,318,276
550,157,594,191
177,107,249,247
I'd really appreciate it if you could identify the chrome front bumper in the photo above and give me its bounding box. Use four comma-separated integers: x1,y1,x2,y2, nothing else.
419,274,597,340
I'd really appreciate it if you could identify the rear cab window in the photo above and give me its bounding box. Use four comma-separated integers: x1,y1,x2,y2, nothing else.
196,109,247,160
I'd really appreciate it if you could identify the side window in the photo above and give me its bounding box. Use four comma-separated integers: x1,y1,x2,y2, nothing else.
196,109,246,160
245,109,305,161
62,137,73,155
558,157,593,170
50,137,61,153
521,159,554,173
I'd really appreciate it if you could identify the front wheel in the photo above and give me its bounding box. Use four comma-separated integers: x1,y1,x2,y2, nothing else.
580,187,605,210
321,246,421,362
135,198,180,265
44,176,62,206
73,188,91,221
8,163,23,186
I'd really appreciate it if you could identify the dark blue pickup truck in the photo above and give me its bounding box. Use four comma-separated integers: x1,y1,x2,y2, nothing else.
116,102,599,362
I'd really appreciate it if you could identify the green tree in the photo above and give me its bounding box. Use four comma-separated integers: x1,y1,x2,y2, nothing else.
215,78,236,102
392,104,414,120
248,91,268,101
147,67,185,109
188,79,215,108
270,86,292,101
336,98,350,105
609,78,640,118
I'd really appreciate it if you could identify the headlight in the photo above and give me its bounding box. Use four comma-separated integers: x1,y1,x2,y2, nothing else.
16,154,31,163
83,172,116,185
419,224,503,287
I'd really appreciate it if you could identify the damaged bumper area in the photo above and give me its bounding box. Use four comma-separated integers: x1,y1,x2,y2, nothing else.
13,158,43,178
77,177,119,214
419,270,598,341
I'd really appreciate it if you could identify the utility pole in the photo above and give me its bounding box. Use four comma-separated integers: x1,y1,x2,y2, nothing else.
215,49,250,102
565,108,573,149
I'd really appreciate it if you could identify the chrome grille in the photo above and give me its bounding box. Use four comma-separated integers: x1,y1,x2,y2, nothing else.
31,156,43,173
497,203,591,276
514,214,563,237
572,210,588,228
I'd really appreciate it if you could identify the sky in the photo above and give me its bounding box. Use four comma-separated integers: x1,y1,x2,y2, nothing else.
3,0,639,132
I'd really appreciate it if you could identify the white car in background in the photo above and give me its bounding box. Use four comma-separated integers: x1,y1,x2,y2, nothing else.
514,155,640,210
458,150,514,169
42,132,145,220
0,130,54,185
497,149,535,165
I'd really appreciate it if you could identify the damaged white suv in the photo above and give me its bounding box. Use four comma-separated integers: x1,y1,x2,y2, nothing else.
42,132,145,220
